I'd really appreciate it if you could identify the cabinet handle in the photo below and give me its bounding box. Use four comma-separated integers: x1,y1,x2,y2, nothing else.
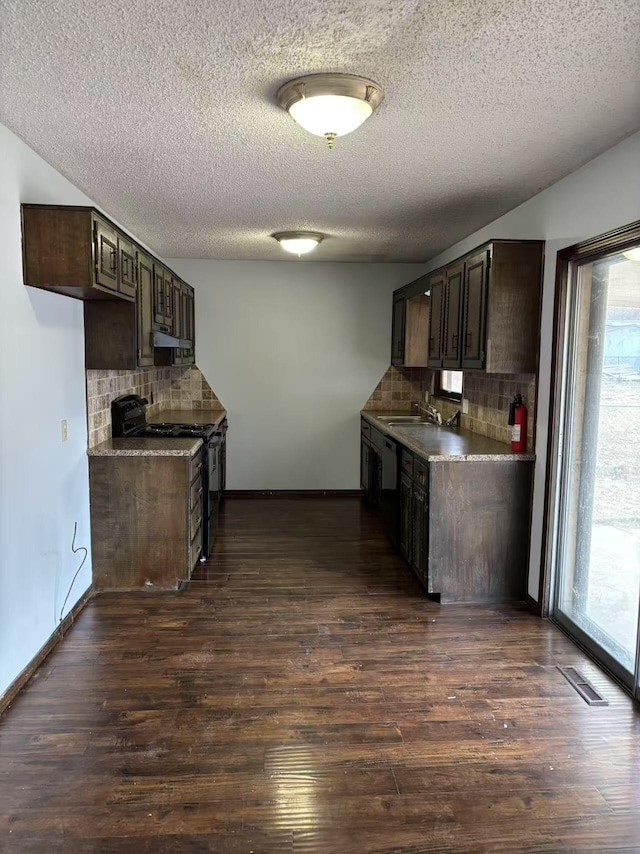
429,336,434,351
465,332,472,352
451,332,458,351
110,246,117,274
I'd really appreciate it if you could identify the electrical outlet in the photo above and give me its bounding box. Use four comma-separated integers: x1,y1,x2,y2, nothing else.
61,420,68,442
462,398,469,414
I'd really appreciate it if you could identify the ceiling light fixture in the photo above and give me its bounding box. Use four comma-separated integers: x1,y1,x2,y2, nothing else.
273,231,324,256
623,247,640,261
277,73,384,149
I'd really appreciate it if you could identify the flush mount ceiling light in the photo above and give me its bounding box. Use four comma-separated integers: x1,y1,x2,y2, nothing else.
273,231,324,256
623,247,640,261
277,73,384,149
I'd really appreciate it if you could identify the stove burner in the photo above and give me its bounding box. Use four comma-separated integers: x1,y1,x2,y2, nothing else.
145,424,177,435
139,422,217,439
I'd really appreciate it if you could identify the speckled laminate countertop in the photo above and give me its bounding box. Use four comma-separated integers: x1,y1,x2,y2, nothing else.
88,409,227,457
88,437,203,457
147,408,226,427
362,411,535,463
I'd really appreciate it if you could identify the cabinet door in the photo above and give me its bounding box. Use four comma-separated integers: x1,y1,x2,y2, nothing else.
93,217,119,293
172,280,182,337
137,252,155,367
411,483,428,584
462,249,490,369
427,273,445,367
153,265,166,325
183,285,195,364
399,472,412,562
370,448,382,510
118,235,137,299
391,295,406,365
171,281,184,365
442,262,464,368
361,438,370,494
163,270,174,328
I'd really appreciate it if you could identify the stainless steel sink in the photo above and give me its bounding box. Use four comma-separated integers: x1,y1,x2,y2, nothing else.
376,415,425,423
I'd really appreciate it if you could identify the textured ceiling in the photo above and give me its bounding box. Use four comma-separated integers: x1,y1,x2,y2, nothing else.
1,0,639,262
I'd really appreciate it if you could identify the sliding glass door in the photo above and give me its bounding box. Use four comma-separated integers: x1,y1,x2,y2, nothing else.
551,233,640,695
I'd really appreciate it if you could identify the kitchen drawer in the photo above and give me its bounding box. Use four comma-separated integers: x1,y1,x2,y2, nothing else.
360,419,371,439
401,449,413,477
413,458,428,486
190,502,202,540
190,474,203,511
190,451,203,484
190,524,202,569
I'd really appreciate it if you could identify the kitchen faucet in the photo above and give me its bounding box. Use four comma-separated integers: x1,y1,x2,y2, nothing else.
413,401,442,426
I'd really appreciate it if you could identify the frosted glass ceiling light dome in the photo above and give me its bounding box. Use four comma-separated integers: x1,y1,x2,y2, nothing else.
273,231,324,256
277,73,384,149
623,247,640,261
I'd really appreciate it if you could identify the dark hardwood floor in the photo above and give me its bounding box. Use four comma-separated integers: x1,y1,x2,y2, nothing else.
1,497,639,852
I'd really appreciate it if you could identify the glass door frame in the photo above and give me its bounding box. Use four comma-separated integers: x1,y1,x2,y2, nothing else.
541,218,640,701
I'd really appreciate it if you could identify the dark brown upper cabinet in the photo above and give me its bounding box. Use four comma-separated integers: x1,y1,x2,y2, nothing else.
461,249,490,369
22,206,134,301
174,282,195,366
441,262,464,368
153,265,166,325
156,279,196,368
421,239,543,374
118,234,137,299
136,252,155,366
152,265,176,330
84,248,155,370
427,272,445,367
390,277,430,368
163,269,174,329
391,295,406,365
22,205,197,369
94,217,119,294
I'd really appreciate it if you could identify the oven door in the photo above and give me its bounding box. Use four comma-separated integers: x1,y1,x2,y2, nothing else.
208,439,221,495
204,438,222,556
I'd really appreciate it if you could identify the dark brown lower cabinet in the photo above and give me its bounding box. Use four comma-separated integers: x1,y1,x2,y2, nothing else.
361,436,371,495
89,448,203,591
411,482,428,585
370,446,382,510
395,446,533,603
399,472,412,563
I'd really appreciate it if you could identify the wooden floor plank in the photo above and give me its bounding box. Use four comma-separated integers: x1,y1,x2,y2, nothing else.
1,496,638,852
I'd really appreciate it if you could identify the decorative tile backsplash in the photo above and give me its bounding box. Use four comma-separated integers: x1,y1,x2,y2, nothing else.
363,366,431,412
364,366,536,451
86,365,224,448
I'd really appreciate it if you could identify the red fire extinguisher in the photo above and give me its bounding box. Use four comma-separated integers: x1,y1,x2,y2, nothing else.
508,394,527,453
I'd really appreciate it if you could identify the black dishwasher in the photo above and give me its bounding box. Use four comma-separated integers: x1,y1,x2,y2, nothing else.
370,428,399,545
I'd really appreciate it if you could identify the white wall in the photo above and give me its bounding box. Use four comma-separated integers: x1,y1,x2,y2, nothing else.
167,260,422,490
415,130,640,602
0,125,94,696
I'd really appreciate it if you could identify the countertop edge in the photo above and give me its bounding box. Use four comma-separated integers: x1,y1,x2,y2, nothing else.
88,438,204,458
361,411,535,463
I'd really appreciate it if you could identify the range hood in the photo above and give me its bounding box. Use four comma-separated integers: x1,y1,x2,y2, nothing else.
153,329,191,349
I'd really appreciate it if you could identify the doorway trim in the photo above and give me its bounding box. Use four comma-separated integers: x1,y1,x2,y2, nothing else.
540,218,640,696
